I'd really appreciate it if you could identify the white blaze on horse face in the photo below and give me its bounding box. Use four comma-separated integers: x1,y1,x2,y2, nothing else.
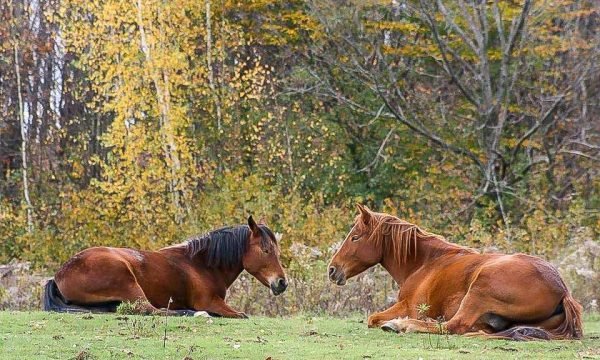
328,224,356,271
337,223,359,253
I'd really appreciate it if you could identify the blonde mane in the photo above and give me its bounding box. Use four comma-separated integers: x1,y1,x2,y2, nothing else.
356,212,449,264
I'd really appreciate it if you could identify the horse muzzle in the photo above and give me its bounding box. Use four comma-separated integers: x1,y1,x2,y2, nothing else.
270,277,288,296
328,266,346,286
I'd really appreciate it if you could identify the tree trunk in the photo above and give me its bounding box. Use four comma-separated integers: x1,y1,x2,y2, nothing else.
135,0,184,222
205,0,222,132
14,40,34,233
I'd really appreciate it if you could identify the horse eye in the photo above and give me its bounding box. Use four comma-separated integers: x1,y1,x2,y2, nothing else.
351,235,360,242
263,248,270,254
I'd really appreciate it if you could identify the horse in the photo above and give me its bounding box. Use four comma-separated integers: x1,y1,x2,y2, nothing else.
43,216,287,318
328,205,583,340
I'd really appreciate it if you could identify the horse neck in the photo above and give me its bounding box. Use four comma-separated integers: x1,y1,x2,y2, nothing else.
190,253,244,288
379,231,464,285
160,246,244,289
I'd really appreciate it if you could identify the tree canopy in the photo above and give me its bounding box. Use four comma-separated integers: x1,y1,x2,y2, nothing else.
0,0,598,270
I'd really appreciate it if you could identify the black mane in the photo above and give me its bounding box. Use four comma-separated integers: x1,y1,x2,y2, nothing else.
186,224,276,268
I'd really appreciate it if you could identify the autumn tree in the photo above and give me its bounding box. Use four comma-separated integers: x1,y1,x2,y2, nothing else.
304,0,599,239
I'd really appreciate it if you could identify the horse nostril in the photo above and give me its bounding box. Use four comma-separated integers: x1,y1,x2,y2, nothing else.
271,278,287,295
278,278,287,289
328,266,336,277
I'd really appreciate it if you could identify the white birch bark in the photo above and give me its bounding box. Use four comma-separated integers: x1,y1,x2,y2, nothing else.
14,40,34,233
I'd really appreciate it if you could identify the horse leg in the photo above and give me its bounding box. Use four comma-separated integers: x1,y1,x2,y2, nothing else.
368,300,409,328
202,298,248,319
380,290,491,335
116,284,163,315
381,316,457,334
380,288,553,336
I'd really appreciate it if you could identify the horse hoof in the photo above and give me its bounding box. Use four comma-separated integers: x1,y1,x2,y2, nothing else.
381,321,399,333
367,316,379,328
194,311,211,318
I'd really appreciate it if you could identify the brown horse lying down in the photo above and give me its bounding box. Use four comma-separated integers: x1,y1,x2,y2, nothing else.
328,205,583,340
43,216,287,317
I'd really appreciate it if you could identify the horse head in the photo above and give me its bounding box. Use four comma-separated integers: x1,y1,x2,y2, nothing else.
328,204,382,285
243,216,288,295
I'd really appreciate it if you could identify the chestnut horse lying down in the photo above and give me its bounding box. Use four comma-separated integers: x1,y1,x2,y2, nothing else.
43,216,287,317
328,205,583,340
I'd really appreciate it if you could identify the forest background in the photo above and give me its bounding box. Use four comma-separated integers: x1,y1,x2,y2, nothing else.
0,0,598,314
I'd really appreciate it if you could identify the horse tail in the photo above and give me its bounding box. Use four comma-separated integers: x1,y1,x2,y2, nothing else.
43,279,119,313
479,294,584,341
550,293,583,339
43,279,87,312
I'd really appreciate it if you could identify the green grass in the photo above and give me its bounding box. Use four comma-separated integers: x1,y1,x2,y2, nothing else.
0,312,599,359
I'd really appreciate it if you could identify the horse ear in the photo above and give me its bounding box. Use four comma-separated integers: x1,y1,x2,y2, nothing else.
356,204,371,224
248,215,260,235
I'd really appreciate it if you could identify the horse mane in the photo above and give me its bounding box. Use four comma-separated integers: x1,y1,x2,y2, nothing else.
356,212,456,264
185,224,276,268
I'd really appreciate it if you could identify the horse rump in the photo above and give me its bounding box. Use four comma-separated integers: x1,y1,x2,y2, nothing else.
43,279,120,313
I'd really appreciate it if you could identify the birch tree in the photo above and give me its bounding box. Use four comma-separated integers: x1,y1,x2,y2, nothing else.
8,0,34,232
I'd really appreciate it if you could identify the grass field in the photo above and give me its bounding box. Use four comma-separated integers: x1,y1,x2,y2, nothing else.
0,312,599,359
